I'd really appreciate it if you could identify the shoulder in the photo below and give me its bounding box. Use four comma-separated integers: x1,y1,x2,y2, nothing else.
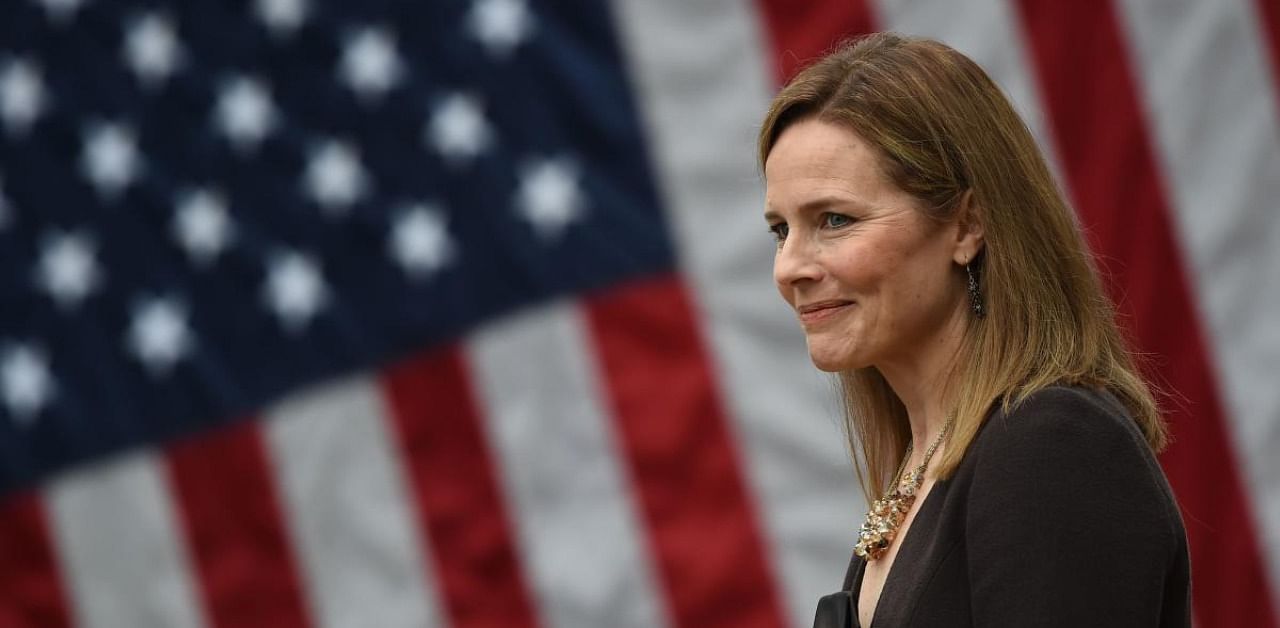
955,386,1190,624
961,384,1181,538
970,385,1149,465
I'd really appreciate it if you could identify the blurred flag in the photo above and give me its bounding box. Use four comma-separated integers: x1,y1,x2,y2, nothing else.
0,1,1278,627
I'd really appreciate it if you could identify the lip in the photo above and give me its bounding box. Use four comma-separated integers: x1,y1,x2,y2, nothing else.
796,300,853,324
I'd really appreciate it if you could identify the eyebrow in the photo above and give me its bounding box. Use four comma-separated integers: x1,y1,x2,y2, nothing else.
763,195,870,222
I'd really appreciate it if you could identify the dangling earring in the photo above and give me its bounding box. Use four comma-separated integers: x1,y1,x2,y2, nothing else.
965,260,985,318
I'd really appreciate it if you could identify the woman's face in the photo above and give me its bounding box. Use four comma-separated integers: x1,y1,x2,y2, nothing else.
764,119,970,373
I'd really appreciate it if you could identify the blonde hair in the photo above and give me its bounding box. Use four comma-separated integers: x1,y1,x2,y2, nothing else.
758,33,1167,498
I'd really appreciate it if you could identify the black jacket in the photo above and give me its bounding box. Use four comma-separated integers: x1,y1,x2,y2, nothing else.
815,386,1191,627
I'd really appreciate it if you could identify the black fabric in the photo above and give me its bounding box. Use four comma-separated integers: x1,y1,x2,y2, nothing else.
813,592,856,628
815,386,1192,628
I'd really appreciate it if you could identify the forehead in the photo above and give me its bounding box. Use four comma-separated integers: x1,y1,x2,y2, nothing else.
763,119,894,209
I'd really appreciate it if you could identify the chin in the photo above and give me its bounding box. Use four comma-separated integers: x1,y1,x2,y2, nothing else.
804,330,869,372
810,359,844,373
806,348,865,373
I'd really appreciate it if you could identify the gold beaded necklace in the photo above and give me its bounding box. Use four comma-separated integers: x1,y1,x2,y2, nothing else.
854,413,956,561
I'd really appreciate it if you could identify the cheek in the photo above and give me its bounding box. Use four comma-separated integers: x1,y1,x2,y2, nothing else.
848,240,952,326
830,242,902,296
827,246,880,287
889,254,962,322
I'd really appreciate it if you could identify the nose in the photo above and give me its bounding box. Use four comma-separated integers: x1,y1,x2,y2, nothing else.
773,234,824,291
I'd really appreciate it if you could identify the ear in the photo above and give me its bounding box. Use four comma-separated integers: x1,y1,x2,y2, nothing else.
951,189,985,265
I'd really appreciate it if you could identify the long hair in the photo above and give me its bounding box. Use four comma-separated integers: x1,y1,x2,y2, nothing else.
758,33,1167,498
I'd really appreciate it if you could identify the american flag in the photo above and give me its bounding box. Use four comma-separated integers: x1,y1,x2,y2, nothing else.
0,0,1278,626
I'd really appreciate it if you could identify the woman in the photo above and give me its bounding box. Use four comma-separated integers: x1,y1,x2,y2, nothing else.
759,34,1191,627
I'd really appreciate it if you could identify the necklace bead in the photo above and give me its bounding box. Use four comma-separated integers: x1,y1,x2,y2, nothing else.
854,414,955,561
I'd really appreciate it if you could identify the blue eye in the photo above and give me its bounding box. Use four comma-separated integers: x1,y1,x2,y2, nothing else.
768,223,789,243
823,213,853,228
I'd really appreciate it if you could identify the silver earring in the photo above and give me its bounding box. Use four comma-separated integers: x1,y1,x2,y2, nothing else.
965,262,985,318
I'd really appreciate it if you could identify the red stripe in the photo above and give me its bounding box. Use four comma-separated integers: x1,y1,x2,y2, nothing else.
165,420,312,628
755,0,876,80
0,492,71,628
1013,3,1279,626
1257,0,1280,104
381,347,540,628
583,275,784,628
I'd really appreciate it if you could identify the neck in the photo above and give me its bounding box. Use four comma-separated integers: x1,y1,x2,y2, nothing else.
877,306,968,468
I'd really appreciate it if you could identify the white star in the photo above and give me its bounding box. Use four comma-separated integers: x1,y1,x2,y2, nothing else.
173,188,235,267
338,27,404,103
516,157,585,240
469,0,534,58
123,12,185,88
81,121,144,200
390,203,455,278
127,296,193,376
303,139,369,215
34,230,102,310
0,343,55,425
36,0,85,24
263,250,328,333
426,93,492,164
213,75,277,153
0,57,47,137
255,0,308,38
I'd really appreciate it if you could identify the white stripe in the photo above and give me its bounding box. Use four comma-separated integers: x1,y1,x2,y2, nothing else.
610,2,860,626
465,301,670,628
264,377,444,628
874,0,1064,181
47,452,207,628
1114,0,1280,595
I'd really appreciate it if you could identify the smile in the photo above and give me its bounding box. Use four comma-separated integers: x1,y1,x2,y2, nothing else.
797,301,853,325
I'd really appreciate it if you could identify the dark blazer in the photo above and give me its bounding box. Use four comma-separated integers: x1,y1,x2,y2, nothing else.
815,386,1191,628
